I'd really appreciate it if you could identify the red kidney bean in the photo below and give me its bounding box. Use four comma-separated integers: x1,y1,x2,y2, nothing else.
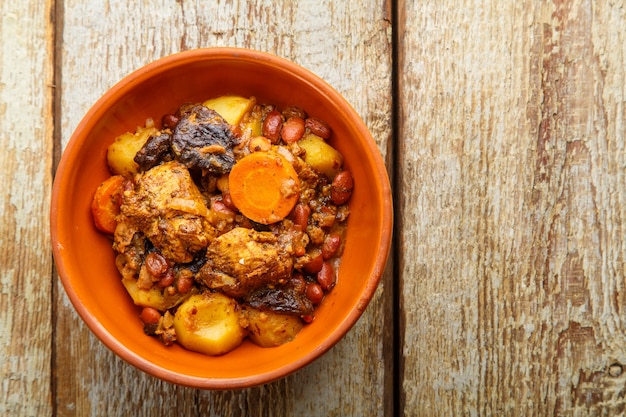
317,261,336,291
301,314,315,323
162,113,180,129
282,106,307,120
157,269,175,288
221,192,238,212
322,233,342,260
281,117,305,144
145,252,168,277
262,110,283,143
305,282,324,305
293,203,311,230
177,274,194,294
331,170,354,205
305,117,331,139
303,251,323,274
140,307,161,325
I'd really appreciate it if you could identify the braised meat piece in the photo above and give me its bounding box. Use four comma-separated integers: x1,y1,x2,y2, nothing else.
115,160,217,263
290,154,325,205
171,105,238,174
113,231,146,280
197,227,293,298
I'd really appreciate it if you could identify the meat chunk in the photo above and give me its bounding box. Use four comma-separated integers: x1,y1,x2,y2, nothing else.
171,105,238,174
197,227,293,298
115,160,217,263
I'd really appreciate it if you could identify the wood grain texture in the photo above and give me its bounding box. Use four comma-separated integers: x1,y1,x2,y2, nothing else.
13,0,626,414
0,0,55,416
54,1,393,416
398,1,626,415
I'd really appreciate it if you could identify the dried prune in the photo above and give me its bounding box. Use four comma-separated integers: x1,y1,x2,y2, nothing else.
171,105,238,174
134,132,173,171
246,286,314,316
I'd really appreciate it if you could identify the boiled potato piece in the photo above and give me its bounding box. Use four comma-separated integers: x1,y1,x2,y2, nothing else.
240,117,262,138
202,95,256,126
107,125,157,177
174,293,247,356
245,307,304,347
298,134,344,180
122,278,194,311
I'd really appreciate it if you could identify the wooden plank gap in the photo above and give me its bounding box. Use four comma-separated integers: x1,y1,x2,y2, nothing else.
50,0,64,415
388,0,402,416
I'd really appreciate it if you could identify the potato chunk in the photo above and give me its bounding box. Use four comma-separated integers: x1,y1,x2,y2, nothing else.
122,278,194,311
173,293,247,356
245,307,304,347
107,125,158,177
202,95,256,126
298,133,343,180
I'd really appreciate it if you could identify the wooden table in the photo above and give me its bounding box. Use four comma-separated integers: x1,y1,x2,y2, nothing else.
3,1,626,415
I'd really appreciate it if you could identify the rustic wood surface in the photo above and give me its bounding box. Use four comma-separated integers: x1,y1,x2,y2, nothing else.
3,0,626,416
0,0,55,416
398,1,626,416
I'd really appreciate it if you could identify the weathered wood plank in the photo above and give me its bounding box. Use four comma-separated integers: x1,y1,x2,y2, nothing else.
0,1,55,416
398,1,626,415
55,1,393,416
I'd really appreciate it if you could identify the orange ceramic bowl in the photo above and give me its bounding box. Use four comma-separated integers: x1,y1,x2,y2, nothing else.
51,48,392,389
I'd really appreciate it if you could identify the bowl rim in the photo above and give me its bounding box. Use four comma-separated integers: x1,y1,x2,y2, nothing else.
50,47,393,389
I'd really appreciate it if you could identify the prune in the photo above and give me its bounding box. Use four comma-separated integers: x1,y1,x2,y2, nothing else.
246,286,314,316
171,105,238,174
134,132,173,171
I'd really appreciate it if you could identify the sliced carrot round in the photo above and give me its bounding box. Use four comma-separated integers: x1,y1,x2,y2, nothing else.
228,151,300,224
91,175,125,234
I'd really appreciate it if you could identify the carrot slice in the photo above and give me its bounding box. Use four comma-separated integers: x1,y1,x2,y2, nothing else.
228,151,300,224
91,175,125,234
